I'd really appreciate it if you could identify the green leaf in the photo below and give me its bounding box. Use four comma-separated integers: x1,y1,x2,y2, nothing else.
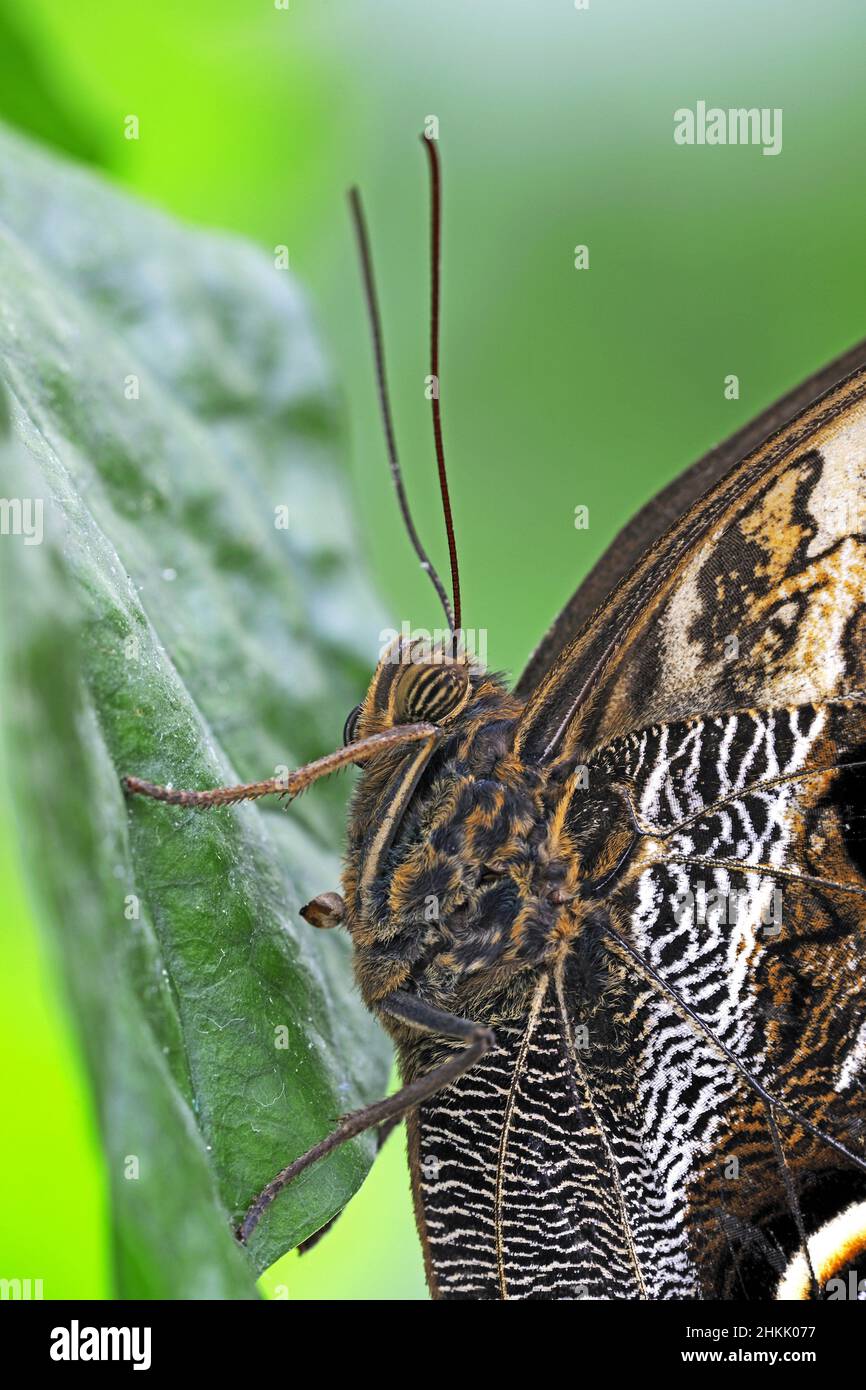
0,122,392,1293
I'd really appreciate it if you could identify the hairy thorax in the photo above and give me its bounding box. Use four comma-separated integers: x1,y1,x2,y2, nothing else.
342,668,642,1036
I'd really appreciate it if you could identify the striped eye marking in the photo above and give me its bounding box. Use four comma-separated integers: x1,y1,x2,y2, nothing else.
394,662,470,724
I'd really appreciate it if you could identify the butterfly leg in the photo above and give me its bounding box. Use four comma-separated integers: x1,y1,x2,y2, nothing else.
238,992,494,1244
296,1115,402,1256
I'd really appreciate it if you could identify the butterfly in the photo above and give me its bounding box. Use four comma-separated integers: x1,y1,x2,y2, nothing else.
125,136,866,1301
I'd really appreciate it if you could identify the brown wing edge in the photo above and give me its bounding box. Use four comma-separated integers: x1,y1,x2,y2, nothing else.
515,336,866,699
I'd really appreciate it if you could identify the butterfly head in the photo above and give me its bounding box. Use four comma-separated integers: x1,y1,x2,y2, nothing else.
323,635,539,1000
343,633,474,746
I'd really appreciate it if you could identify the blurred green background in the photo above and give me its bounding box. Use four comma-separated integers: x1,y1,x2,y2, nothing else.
2,0,866,1299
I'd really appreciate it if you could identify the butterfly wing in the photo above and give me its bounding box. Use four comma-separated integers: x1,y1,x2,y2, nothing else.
408,971,676,1299
576,699,866,1297
516,337,866,702
509,353,866,1297
516,352,866,761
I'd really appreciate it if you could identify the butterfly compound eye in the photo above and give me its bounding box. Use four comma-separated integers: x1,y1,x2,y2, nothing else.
394,662,470,724
343,704,362,746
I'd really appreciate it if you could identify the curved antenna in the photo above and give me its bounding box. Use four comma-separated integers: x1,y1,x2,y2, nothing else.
348,186,455,631
421,132,462,639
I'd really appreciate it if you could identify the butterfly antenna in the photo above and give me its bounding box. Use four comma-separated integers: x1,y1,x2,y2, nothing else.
421,132,462,644
348,186,455,631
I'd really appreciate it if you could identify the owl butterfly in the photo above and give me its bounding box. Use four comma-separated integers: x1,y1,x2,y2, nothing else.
125,137,866,1302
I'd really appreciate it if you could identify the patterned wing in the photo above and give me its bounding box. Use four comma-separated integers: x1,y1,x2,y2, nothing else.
516,362,866,763
559,698,866,1297
408,972,687,1299
516,337,866,700
498,357,866,1298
